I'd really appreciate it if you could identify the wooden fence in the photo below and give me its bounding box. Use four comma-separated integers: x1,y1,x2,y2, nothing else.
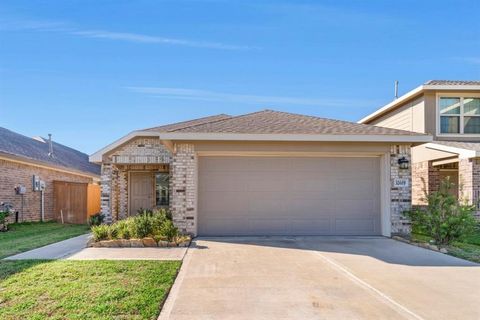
53,181,101,224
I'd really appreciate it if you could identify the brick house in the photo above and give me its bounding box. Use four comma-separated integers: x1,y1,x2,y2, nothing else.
359,80,480,215
91,110,431,237
0,127,100,223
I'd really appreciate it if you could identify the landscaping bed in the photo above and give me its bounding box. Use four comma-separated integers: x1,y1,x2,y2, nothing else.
90,209,191,248
0,259,181,320
0,222,90,259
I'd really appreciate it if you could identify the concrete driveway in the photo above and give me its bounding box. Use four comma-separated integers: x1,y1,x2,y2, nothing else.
160,236,480,320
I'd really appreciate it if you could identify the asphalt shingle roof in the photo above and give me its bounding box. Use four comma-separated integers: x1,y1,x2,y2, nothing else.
143,114,232,132
0,127,100,176
167,109,426,136
425,80,480,86
432,141,480,152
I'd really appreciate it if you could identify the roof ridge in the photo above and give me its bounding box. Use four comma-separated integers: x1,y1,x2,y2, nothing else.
168,110,270,132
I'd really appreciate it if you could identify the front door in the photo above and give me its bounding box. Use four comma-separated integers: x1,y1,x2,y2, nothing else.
129,172,153,215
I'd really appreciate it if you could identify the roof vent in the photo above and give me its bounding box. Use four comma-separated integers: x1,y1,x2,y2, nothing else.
32,136,46,143
48,134,54,157
394,80,399,99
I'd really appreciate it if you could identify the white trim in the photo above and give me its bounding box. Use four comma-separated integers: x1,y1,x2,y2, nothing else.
196,151,384,157
381,153,391,237
89,131,160,163
359,84,480,124
159,132,431,143
424,142,477,159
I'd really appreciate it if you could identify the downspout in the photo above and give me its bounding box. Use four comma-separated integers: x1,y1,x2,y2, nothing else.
41,190,45,222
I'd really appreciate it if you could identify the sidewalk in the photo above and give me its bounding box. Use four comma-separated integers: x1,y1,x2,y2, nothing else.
5,234,187,260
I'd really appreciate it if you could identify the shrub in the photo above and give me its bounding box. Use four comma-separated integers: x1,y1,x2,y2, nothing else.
115,219,132,239
160,220,178,242
107,225,118,240
132,214,154,238
91,224,109,241
408,177,477,245
88,213,104,226
137,208,153,216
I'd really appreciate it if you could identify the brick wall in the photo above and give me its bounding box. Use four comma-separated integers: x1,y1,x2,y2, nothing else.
0,159,93,222
100,137,171,223
411,161,440,206
390,145,412,235
170,143,196,235
459,158,480,218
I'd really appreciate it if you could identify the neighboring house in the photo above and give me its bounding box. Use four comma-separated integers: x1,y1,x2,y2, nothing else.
359,80,480,215
90,110,430,237
0,127,101,223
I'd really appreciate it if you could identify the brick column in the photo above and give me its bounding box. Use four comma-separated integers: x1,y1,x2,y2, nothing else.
411,161,440,206
390,145,412,235
170,143,197,235
100,163,113,223
459,158,480,217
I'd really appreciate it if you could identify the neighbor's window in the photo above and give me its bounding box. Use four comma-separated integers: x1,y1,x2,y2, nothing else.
155,173,169,206
439,97,480,134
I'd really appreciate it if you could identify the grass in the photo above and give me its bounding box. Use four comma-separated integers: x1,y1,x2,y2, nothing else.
412,227,480,263
0,222,90,259
0,260,181,320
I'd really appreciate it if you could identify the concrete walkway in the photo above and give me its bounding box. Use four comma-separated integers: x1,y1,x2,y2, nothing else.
5,233,187,261
160,236,480,320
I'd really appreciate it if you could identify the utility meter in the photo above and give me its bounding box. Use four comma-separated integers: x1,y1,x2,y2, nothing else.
39,181,46,191
32,175,41,191
15,185,26,195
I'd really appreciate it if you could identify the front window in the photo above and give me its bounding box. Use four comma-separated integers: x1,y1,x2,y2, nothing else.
155,173,169,206
439,97,480,134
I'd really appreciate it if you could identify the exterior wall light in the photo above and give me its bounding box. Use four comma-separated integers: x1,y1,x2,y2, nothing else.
398,157,409,170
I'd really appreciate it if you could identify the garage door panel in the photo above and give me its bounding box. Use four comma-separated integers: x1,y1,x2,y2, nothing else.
335,218,376,234
198,156,381,236
199,192,249,212
199,172,247,192
292,219,331,234
289,198,336,214
246,173,289,192
199,217,250,236
247,158,290,171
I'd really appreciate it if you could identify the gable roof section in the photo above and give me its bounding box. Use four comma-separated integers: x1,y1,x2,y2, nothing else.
89,114,232,162
143,114,232,132
0,127,100,176
168,109,423,135
90,110,431,163
359,80,480,124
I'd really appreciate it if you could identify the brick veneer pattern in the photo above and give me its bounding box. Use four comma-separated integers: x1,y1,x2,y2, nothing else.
0,159,92,222
170,143,196,235
390,145,412,235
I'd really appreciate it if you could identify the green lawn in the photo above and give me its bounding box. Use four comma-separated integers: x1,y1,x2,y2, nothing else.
412,227,480,263
0,260,181,320
0,222,90,259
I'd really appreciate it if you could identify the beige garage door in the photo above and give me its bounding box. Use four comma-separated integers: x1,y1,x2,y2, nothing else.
198,156,381,236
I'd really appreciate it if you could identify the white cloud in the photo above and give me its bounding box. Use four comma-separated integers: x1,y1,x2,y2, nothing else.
71,30,254,50
0,18,253,50
126,86,376,107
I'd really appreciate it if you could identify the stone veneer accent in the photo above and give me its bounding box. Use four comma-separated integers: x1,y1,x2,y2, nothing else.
390,145,412,235
411,161,440,206
170,143,196,235
100,137,171,223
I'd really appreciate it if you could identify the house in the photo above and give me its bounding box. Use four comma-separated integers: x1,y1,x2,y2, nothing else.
90,110,431,236
359,80,480,215
0,127,101,223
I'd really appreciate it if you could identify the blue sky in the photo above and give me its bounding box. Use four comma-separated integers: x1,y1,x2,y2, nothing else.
1,0,479,154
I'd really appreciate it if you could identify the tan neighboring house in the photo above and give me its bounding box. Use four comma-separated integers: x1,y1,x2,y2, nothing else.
90,110,431,237
0,127,101,223
359,80,480,215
